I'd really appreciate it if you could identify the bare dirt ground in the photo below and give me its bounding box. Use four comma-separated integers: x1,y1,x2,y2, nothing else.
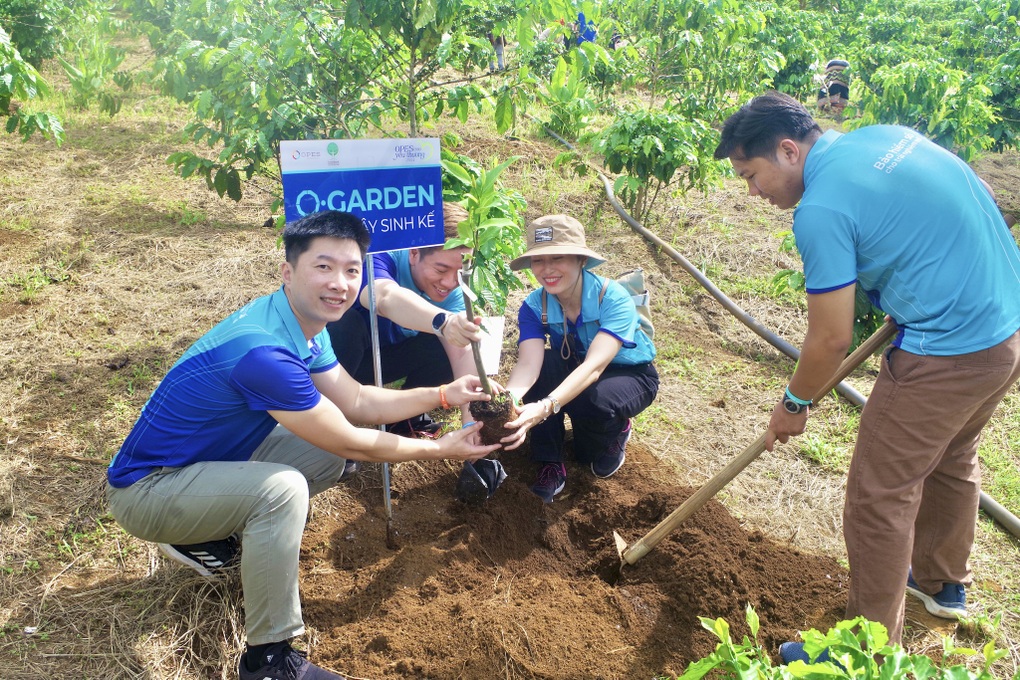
2,61,1019,678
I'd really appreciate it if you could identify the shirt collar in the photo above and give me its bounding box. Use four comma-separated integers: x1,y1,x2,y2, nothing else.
270,286,317,361
804,129,841,186
543,270,602,324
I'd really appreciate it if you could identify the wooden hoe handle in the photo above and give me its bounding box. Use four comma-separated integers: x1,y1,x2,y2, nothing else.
620,319,898,566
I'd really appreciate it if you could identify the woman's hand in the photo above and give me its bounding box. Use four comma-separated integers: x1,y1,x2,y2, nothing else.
500,399,550,451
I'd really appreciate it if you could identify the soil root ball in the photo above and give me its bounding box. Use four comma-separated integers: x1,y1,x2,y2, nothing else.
469,392,516,446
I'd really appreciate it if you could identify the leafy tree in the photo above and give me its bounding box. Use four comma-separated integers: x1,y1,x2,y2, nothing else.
0,24,63,144
0,0,64,67
595,108,723,222
442,142,527,320
849,60,996,160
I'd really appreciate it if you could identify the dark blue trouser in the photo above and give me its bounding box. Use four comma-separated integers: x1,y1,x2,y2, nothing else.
524,348,659,464
327,312,453,389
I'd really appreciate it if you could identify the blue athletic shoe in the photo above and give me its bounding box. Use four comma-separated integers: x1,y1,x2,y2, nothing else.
591,419,631,479
530,463,566,503
906,569,966,619
779,642,839,667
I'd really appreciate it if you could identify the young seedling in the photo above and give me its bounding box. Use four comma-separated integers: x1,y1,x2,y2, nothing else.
444,154,524,445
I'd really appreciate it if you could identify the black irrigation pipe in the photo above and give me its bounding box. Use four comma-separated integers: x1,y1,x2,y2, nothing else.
536,122,1020,539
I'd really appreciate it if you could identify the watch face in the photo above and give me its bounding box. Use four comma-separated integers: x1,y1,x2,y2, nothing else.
782,398,804,414
432,312,447,332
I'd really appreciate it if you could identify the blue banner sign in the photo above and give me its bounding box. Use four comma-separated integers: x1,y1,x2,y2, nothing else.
280,138,444,254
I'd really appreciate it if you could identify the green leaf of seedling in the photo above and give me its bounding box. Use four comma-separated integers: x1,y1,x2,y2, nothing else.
744,603,759,639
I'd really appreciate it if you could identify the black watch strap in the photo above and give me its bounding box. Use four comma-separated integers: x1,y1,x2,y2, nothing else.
782,396,808,414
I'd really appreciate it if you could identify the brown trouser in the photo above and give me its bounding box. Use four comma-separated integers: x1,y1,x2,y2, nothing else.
844,329,1020,642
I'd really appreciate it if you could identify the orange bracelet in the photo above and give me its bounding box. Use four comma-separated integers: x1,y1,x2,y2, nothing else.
439,384,450,409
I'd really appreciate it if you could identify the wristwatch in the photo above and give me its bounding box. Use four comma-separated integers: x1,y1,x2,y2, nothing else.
545,396,561,414
431,312,449,336
782,396,809,414
781,387,812,415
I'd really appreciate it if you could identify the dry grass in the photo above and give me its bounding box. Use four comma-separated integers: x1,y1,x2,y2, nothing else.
1,38,1018,679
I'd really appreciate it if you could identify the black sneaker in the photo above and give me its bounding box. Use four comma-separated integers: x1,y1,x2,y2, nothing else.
591,419,631,479
338,459,360,481
530,462,566,503
240,640,346,680
158,535,239,577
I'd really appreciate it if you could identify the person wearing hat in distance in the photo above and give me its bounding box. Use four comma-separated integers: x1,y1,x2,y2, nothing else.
499,214,659,502
326,202,482,439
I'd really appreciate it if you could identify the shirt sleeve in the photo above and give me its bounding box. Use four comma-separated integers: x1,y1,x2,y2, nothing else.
596,281,639,347
229,346,322,411
793,204,859,294
517,300,546,343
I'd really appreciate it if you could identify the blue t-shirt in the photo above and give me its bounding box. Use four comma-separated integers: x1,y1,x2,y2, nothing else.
351,250,466,346
107,287,339,488
795,126,1020,355
517,270,656,366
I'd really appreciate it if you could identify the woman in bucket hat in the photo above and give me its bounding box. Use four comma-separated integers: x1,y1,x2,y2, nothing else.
500,215,659,502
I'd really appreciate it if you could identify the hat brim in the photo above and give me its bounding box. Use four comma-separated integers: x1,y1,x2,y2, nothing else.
509,244,606,271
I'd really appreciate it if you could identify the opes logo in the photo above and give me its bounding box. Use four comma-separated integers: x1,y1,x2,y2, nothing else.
291,148,323,161
393,142,431,161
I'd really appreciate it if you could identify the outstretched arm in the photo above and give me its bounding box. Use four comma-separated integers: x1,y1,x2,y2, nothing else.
765,285,855,452
269,395,499,464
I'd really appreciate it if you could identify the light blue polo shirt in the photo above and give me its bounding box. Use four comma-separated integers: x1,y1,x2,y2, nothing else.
517,269,656,366
107,287,338,488
794,126,1020,355
351,249,466,346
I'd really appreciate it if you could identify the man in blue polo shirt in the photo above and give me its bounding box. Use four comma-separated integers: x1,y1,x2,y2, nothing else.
327,202,482,437
107,210,500,680
714,92,1020,662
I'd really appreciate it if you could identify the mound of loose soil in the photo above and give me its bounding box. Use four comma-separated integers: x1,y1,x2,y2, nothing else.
301,438,848,679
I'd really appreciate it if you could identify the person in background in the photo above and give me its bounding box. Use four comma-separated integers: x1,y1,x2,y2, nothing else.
714,91,1020,663
576,11,597,44
327,202,480,438
499,214,659,502
488,31,507,72
816,58,850,118
107,210,499,680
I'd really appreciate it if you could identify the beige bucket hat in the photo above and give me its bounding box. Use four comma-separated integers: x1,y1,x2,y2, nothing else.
509,214,606,271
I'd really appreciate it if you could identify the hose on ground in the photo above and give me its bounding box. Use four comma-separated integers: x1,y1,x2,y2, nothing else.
534,120,1020,538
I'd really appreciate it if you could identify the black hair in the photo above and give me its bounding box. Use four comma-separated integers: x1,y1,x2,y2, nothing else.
282,210,371,264
714,91,822,161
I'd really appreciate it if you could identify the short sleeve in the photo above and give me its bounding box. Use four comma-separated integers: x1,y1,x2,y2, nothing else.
793,204,859,294
229,346,321,411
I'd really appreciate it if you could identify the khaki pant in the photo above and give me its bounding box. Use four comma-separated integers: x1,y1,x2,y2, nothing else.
844,329,1020,642
107,426,347,645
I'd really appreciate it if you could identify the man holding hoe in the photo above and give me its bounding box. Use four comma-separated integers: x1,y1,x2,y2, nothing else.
107,210,500,680
714,92,1020,662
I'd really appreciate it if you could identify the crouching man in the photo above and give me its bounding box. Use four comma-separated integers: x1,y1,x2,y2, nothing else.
106,210,500,680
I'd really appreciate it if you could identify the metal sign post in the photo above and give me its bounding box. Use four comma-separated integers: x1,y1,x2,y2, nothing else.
279,137,444,548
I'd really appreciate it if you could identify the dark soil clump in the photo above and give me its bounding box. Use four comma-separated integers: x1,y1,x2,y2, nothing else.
469,391,516,446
